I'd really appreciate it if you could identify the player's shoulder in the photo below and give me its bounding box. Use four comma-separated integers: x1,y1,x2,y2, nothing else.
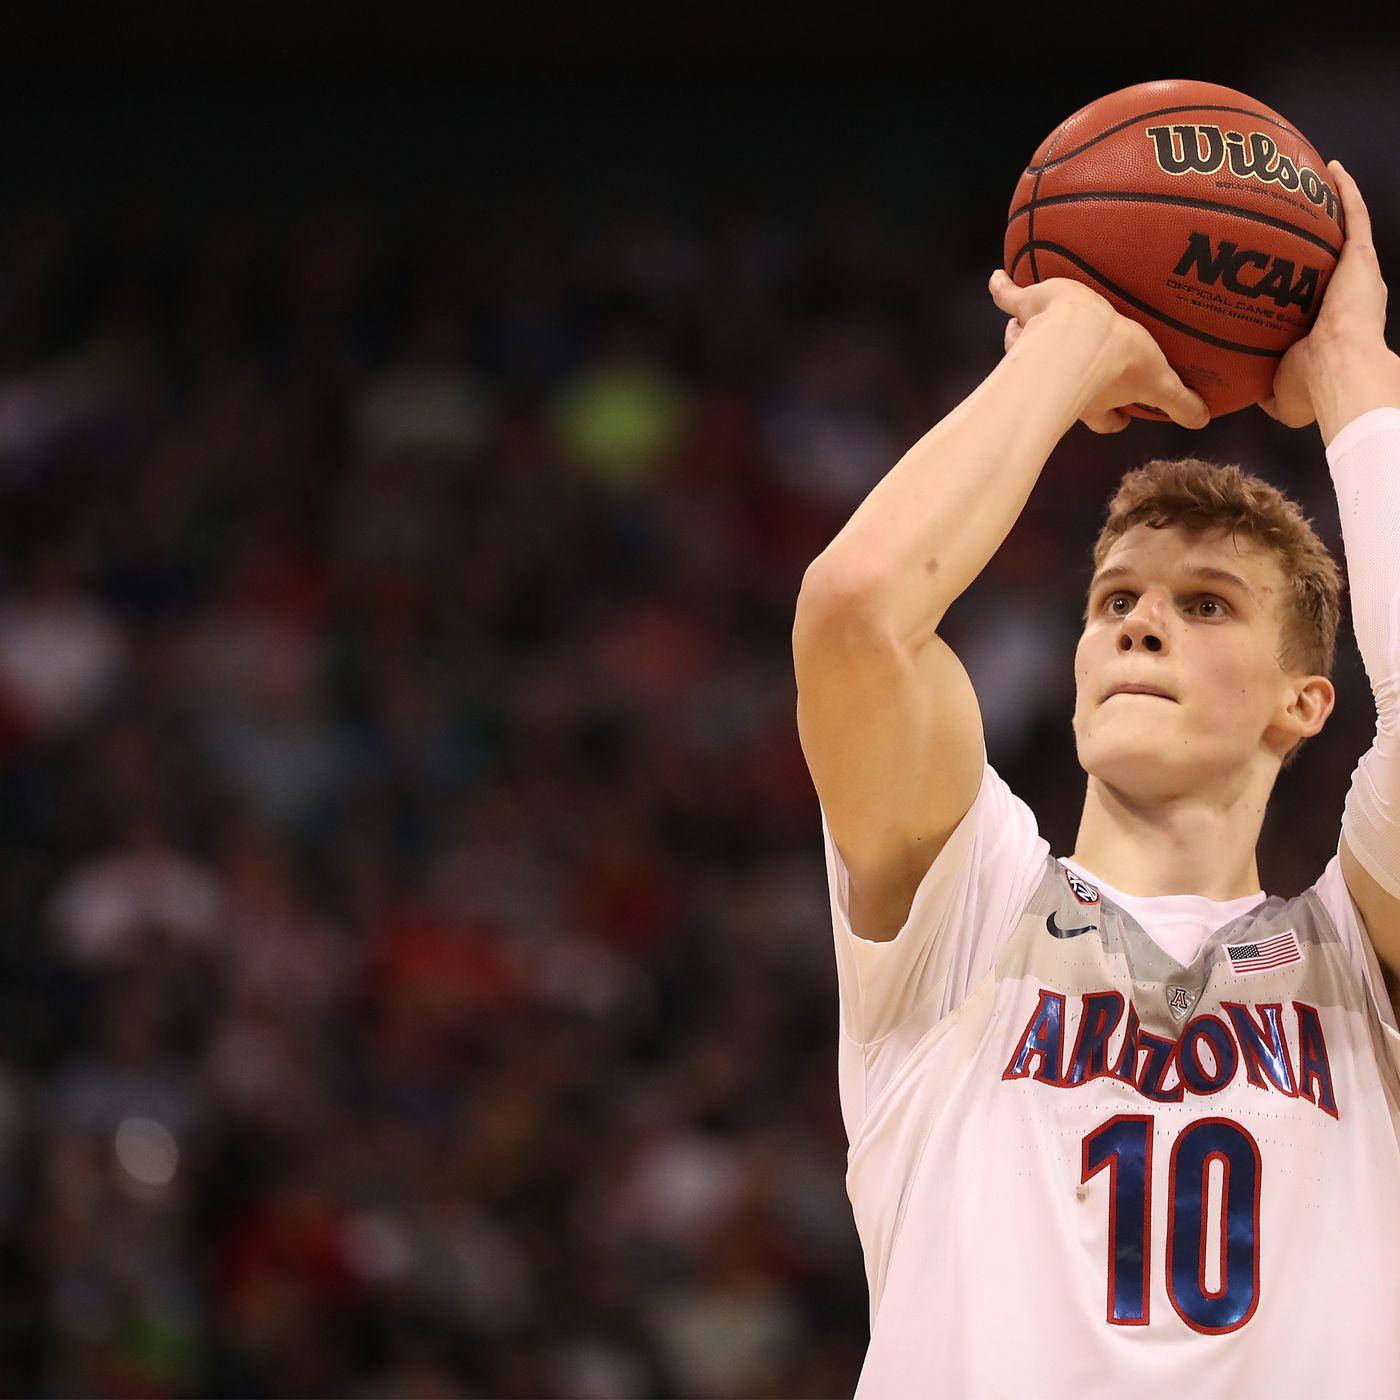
970,760,1042,834
877,758,1050,928
1251,854,1346,920
947,764,1056,922
1222,855,1356,956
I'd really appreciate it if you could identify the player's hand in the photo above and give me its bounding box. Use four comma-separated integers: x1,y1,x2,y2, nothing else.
989,270,1210,433
1260,160,1390,429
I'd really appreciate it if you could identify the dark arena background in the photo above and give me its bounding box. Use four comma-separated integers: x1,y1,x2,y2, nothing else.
0,8,1396,1396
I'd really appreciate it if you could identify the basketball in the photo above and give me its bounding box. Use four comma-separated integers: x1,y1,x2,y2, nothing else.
1004,79,1343,418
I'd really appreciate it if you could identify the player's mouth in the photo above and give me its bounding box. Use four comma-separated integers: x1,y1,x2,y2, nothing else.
1102,682,1177,703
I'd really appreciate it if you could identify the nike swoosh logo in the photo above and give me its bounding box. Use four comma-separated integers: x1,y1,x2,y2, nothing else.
1047,912,1095,939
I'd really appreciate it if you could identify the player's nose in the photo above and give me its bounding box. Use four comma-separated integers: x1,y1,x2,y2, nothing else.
1116,593,1170,654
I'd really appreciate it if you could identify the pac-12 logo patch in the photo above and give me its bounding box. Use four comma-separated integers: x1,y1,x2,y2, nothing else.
1064,868,1100,905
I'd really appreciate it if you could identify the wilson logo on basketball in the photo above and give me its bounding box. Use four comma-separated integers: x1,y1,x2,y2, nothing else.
1144,124,1339,222
1172,231,1322,313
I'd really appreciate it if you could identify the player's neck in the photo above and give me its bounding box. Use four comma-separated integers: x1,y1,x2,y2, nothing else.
1070,772,1266,901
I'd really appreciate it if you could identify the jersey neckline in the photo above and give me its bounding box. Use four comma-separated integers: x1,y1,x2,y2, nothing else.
1058,857,1265,918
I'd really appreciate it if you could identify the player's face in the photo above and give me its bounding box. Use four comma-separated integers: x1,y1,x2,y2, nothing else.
1072,523,1312,799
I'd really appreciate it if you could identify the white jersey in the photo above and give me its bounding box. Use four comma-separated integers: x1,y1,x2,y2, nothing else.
822,761,1400,1398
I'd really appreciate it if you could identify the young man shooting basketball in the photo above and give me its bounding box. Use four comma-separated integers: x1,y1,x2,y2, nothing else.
794,160,1400,1395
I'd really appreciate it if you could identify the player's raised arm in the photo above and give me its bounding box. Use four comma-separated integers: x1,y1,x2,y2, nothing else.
792,276,1208,942
1263,161,1400,982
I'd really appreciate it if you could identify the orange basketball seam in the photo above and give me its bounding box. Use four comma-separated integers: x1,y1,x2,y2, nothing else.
1025,120,1073,285
1005,191,1342,259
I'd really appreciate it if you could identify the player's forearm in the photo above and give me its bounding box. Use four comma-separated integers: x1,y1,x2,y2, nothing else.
804,303,1113,648
1328,404,1400,901
1306,331,1400,447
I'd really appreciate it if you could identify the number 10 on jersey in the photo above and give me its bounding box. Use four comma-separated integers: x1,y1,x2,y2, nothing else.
1083,1113,1262,1333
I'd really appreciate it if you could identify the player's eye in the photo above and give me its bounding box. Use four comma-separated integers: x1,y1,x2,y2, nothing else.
1192,595,1228,618
1103,593,1134,615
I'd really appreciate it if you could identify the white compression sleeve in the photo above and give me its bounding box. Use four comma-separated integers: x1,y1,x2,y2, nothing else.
1328,407,1400,899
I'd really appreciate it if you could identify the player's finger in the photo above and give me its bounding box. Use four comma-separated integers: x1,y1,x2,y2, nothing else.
1258,339,1315,429
1004,318,1023,353
1329,160,1373,251
1258,392,1315,430
1082,408,1131,434
989,269,1029,322
1155,374,1210,429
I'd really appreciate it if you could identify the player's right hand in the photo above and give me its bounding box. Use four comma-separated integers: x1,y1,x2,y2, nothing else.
989,270,1210,434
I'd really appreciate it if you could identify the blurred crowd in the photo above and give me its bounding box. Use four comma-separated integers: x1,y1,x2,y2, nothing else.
0,176,1387,1397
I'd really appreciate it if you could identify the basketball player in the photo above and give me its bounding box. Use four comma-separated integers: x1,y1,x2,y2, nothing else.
794,159,1400,1396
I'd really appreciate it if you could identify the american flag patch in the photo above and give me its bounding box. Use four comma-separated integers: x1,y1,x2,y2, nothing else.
1225,930,1302,975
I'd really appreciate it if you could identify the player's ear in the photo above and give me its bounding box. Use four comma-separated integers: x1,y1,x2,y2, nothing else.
1284,674,1335,741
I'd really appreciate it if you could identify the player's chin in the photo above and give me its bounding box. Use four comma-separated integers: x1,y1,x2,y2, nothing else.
1077,727,1189,787
1079,709,1171,747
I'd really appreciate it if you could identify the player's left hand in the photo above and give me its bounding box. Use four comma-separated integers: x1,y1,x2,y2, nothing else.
1260,160,1390,428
